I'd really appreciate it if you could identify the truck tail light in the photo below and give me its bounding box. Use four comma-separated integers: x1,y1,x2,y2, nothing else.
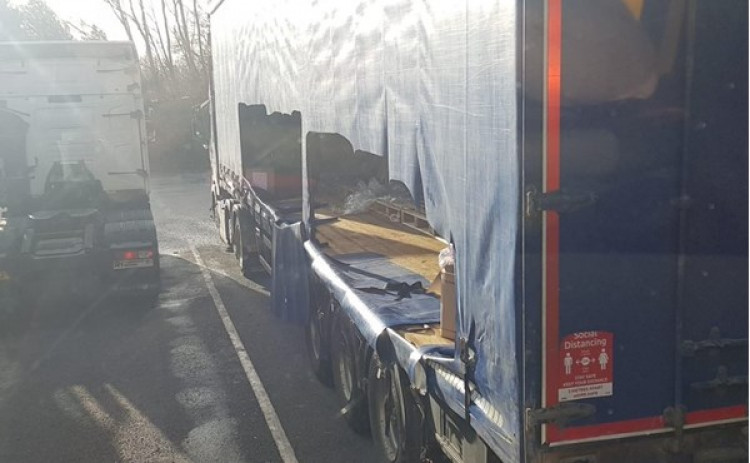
120,249,154,260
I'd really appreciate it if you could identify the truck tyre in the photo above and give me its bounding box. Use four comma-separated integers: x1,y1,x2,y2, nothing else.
212,194,232,250
232,214,246,270
331,315,369,434
305,293,332,386
232,212,262,277
368,353,423,463
211,193,221,229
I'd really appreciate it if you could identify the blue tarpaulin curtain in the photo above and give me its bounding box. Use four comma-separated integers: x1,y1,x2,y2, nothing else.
212,1,521,459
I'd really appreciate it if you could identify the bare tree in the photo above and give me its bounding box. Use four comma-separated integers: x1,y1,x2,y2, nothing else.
148,3,173,77
102,0,133,41
1,0,72,41
16,0,73,40
173,0,198,78
192,0,204,67
160,0,173,70
102,0,209,98
98,0,211,173
125,0,156,78
70,20,108,40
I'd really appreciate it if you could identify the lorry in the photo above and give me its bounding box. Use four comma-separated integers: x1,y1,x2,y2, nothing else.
207,0,747,461
0,41,160,314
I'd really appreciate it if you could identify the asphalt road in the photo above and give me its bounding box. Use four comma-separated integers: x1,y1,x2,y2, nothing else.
0,173,381,463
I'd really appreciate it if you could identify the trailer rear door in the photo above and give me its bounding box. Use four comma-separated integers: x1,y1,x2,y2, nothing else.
534,0,747,446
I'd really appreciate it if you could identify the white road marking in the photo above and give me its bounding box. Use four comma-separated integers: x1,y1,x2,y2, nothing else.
190,245,298,463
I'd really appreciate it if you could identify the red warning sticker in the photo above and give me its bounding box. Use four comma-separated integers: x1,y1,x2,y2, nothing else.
558,331,613,402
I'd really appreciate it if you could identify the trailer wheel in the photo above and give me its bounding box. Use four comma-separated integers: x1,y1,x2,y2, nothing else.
305,295,332,386
232,215,246,270
368,353,423,463
331,315,369,434
232,212,262,277
211,193,220,229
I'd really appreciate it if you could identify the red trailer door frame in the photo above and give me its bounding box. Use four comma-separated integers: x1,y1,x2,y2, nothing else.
540,0,747,446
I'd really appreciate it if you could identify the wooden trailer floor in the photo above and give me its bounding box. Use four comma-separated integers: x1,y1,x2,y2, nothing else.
314,209,455,348
314,210,445,283
400,325,454,348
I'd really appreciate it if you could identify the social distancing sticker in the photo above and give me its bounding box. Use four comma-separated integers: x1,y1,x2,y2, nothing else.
558,331,613,402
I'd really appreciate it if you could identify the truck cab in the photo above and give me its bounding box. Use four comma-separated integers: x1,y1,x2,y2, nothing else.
0,41,159,306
